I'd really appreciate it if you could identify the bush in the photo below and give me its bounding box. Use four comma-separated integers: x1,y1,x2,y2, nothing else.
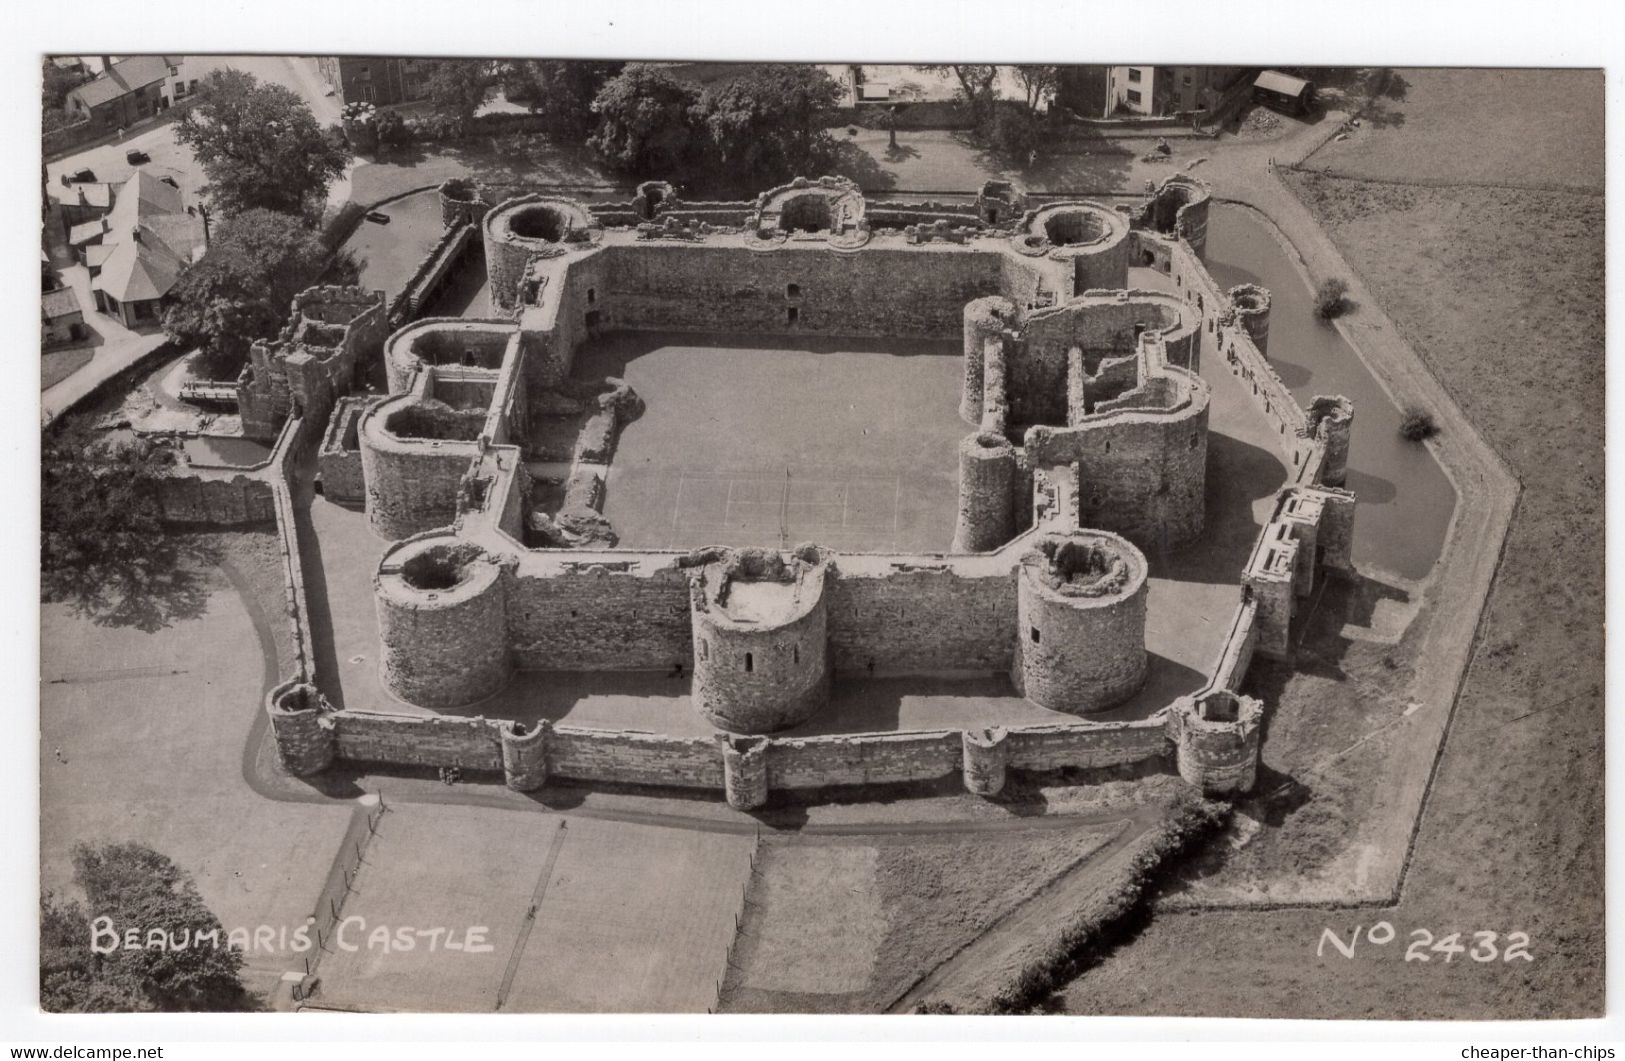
1400,408,1439,441
980,791,1231,1014
1313,278,1350,320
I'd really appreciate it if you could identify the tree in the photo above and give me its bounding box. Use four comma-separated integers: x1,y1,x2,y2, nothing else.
588,64,701,176
1313,277,1350,320
502,60,623,141
423,59,493,131
42,424,171,580
917,64,1001,123
175,69,349,217
161,208,335,370
1011,65,1060,117
698,65,843,186
42,843,251,1012
42,60,91,134
987,106,1042,166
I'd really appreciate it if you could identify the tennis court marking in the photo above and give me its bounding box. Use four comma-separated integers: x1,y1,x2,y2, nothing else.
666,470,902,545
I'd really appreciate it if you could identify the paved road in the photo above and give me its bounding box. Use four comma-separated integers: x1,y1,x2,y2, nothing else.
45,55,351,216
40,263,171,426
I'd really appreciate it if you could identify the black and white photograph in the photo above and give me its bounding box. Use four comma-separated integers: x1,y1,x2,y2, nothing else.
8,0,1620,1052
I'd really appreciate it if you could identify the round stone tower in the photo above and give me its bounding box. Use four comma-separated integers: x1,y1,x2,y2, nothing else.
1013,530,1149,714
1228,283,1272,355
1150,175,1212,258
1171,689,1264,796
1016,202,1133,295
267,680,336,776
482,195,598,310
690,545,832,734
376,536,512,709
1308,394,1355,488
953,431,1018,552
962,296,1017,424
439,178,489,230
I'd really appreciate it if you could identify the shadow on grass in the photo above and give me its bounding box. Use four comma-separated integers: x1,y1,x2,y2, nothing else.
43,535,223,634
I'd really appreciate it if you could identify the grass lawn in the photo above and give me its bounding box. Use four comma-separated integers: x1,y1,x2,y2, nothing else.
1059,168,1603,1018
41,347,95,391
40,529,352,998
721,823,1122,1013
1306,68,1604,191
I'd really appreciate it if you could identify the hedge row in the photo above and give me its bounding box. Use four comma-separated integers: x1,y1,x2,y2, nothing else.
980,790,1232,1014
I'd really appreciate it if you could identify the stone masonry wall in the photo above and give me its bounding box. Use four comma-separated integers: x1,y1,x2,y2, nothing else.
767,730,962,789
548,728,723,788
507,564,693,671
593,243,1008,341
826,564,1017,675
158,474,276,524
332,712,503,772
1003,718,1169,771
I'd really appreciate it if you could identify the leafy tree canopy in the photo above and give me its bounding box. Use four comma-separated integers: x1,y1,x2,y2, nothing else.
175,69,348,217
161,208,335,369
43,60,91,133
502,60,624,141
42,843,250,1012
698,65,843,187
588,64,702,176
423,59,494,129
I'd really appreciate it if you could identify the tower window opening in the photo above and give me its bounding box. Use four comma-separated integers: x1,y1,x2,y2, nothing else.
745,652,754,672
786,283,801,299
787,306,799,325
1030,626,1041,644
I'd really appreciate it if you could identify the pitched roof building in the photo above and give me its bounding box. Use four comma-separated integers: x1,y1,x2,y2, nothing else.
78,171,205,328
65,55,181,131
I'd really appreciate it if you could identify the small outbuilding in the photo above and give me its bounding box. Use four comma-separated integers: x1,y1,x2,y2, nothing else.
1253,70,1314,116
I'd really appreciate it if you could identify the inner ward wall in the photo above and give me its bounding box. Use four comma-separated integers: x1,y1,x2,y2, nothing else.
827,565,1018,675
578,243,1024,342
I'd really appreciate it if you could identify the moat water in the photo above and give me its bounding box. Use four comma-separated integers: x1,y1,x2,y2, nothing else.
183,435,274,469
1204,205,1456,581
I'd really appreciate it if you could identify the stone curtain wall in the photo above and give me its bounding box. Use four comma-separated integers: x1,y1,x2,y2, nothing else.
300,707,1181,807
333,712,504,772
826,562,1019,675
767,730,962,789
158,475,276,524
317,397,371,505
595,244,1009,341
387,223,477,328
1025,395,1210,553
507,564,694,671
1003,717,1169,772
549,728,723,789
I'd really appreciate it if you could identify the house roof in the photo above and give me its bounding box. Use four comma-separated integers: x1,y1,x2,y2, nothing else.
69,217,109,246
87,171,204,304
67,55,178,111
1253,70,1310,97
92,226,192,303
42,287,82,321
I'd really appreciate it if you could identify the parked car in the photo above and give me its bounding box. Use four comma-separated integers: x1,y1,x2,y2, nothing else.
125,149,150,165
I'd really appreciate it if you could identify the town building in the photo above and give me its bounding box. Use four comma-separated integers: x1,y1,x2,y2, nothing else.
41,255,86,349
72,171,205,328
315,56,431,106
1102,66,1247,118
64,55,183,132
